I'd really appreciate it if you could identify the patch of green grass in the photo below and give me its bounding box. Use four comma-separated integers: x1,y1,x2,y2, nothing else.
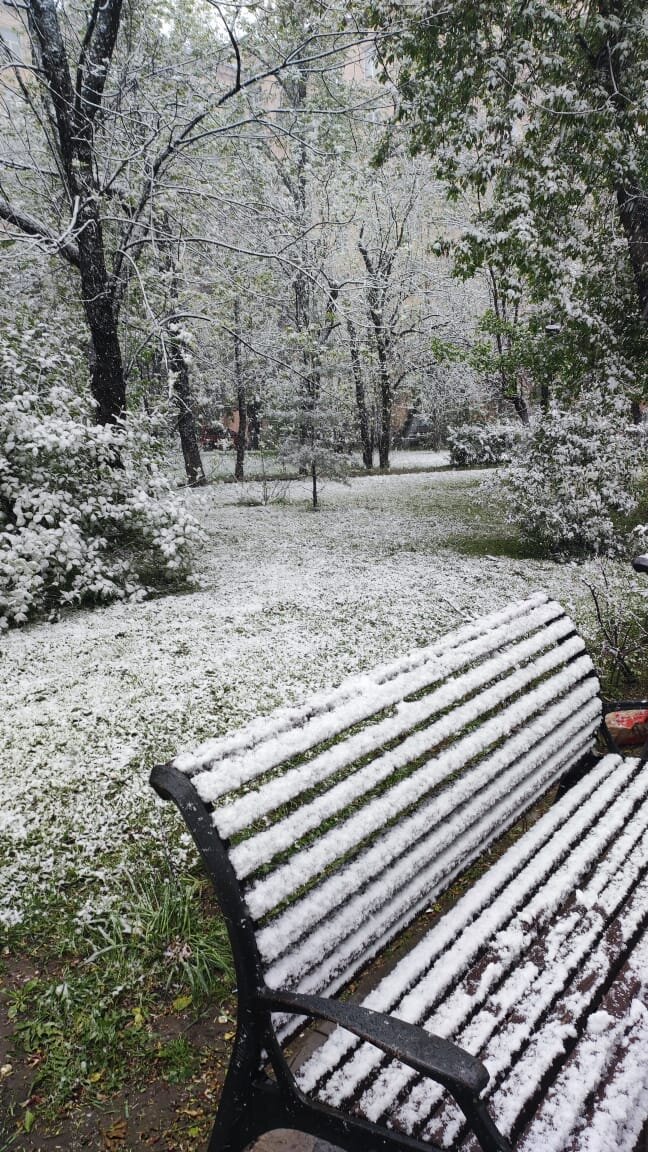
156,1036,201,1084
9,975,148,1102
93,872,235,1000
450,531,545,560
6,873,233,1116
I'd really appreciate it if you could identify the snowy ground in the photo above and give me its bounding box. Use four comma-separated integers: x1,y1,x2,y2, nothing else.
0,460,615,935
182,446,450,483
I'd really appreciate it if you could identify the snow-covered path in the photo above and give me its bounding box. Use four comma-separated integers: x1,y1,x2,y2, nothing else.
0,466,607,931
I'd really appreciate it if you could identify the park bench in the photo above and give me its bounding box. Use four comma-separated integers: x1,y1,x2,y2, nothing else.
150,593,648,1152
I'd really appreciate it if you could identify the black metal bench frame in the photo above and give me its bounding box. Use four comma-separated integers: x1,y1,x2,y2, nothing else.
151,673,648,1152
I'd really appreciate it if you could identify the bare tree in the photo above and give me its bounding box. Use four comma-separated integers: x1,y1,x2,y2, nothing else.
356,178,421,469
0,0,368,427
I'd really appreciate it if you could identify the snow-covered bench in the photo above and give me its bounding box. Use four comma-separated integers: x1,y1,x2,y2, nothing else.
150,594,648,1152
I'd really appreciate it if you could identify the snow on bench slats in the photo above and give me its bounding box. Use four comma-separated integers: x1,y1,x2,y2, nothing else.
244,653,596,921
427,872,648,1151
268,723,601,1041
266,704,600,1010
471,856,648,1145
411,795,648,1144
514,937,648,1152
270,739,605,1045
294,752,625,1091
293,757,648,1152
261,688,600,980
333,760,645,1119
227,618,582,869
295,755,635,1099
265,694,600,989
209,609,574,834
456,869,648,1151
174,594,556,789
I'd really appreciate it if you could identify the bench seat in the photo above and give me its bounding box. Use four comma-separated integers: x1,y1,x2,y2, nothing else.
295,753,648,1151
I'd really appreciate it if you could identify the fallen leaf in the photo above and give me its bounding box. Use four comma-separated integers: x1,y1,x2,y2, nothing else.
130,1006,145,1031
104,1118,127,1145
172,993,193,1012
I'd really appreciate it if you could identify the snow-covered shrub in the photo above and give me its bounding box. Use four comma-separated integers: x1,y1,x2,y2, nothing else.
498,392,642,557
0,330,201,628
447,422,521,468
581,563,648,693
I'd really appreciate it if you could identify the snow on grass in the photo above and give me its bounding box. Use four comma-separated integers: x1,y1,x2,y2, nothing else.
0,460,621,934
170,447,451,485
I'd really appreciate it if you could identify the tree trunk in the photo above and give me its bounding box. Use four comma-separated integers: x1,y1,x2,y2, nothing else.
489,267,529,425
311,456,318,509
85,302,126,425
233,299,247,481
377,366,392,470
592,3,648,324
511,393,530,425
248,398,261,450
372,306,392,470
28,0,128,426
347,317,373,469
168,340,206,488
77,205,127,426
616,182,648,323
295,270,314,459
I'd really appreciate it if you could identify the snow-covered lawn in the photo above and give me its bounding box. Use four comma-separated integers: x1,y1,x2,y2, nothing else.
0,462,612,934
174,446,450,484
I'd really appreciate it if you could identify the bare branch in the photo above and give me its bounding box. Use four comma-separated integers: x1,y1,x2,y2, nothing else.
0,194,80,264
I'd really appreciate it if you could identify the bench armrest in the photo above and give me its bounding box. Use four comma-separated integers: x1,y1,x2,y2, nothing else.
603,699,648,714
257,986,488,1098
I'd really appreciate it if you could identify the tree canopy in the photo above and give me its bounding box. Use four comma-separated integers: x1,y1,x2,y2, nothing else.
368,0,648,407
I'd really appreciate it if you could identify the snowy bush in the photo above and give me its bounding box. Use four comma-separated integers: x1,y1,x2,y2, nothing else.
498,392,642,557
0,330,201,628
447,422,521,468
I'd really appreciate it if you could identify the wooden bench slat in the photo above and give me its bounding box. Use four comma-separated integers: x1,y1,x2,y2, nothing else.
246,653,596,922
228,622,584,876
514,935,648,1152
177,595,557,796
216,612,578,844
479,863,648,1141
410,803,648,1144
265,696,601,995
296,755,637,1103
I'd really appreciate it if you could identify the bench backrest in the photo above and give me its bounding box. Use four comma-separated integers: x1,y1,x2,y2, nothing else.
165,594,601,1024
